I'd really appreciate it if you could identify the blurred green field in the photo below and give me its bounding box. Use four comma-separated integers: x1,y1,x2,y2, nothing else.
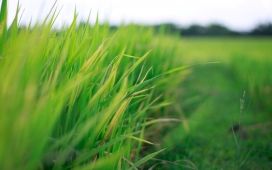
179,37,272,113
150,38,272,169
178,37,272,63
1,0,272,169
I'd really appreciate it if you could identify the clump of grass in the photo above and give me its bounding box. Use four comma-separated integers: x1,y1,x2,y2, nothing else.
0,1,188,169
231,55,272,112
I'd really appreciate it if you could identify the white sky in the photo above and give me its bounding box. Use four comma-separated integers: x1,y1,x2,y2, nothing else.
6,0,272,31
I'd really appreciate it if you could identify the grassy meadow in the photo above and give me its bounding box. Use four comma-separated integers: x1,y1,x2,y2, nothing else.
154,38,272,169
0,0,272,169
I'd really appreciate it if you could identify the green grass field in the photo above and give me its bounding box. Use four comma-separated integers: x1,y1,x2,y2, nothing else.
0,1,271,169
151,38,272,169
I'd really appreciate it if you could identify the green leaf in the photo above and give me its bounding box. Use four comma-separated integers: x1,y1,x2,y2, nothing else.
128,149,165,170
0,0,7,54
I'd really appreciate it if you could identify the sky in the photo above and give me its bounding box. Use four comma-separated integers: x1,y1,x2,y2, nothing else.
6,0,272,31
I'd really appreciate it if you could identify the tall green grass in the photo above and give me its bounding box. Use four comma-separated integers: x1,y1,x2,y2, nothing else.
231,55,272,112
0,1,188,169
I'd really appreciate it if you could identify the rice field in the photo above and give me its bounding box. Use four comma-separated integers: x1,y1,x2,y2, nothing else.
0,0,272,169
154,37,272,169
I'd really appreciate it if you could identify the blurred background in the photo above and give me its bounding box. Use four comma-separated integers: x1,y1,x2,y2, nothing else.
7,0,272,34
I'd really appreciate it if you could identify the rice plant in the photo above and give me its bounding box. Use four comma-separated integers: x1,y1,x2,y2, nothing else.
0,1,188,169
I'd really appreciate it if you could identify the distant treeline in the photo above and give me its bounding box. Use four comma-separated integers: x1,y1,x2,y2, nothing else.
17,22,272,37
155,23,272,36
110,23,272,37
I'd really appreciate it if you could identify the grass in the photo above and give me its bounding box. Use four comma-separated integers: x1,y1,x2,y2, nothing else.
0,1,188,169
147,38,272,169
1,0,272,169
